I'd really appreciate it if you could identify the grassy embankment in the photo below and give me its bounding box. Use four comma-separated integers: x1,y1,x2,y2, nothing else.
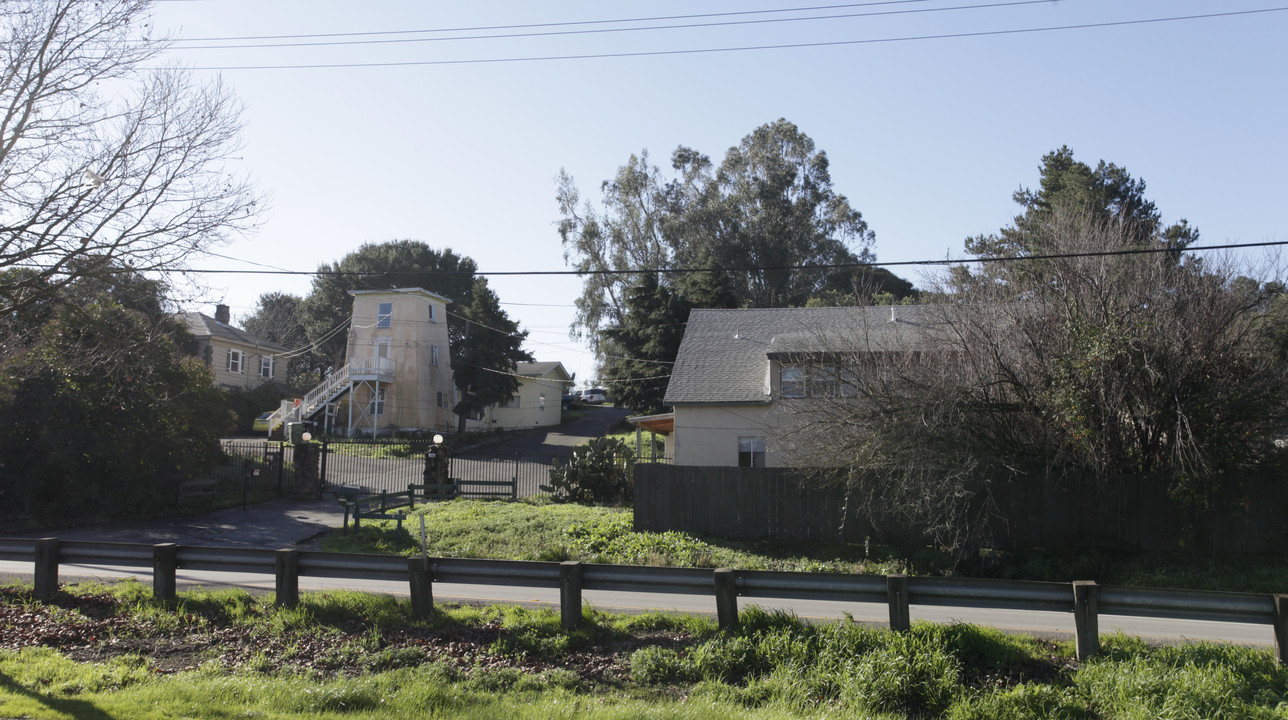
321,498,1288,594
4,579,1288,719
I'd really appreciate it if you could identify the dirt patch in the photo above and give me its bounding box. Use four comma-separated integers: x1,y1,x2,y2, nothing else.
0,585,688,683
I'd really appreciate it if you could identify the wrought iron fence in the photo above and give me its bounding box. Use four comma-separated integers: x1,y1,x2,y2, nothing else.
318,438,431,494
193,441,292,503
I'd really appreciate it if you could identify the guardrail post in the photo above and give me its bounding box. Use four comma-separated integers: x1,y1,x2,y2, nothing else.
559,561,583,630
408,557,434,620
713,568,739,630
1274,595,1288,664
1072,580,1100,661
153,543,179,601
275,548,300,607
886,573,910,632
34,538,59,603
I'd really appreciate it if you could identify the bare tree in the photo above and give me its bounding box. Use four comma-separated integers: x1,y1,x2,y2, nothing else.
778,208,1288,559
0,0,261,316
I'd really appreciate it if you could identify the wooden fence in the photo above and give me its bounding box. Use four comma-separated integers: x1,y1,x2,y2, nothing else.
633,465,1288,554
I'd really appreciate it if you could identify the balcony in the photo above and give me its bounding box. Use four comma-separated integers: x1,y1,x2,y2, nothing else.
349,356,396,383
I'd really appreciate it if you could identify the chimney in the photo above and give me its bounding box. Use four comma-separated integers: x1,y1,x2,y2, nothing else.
215,304,230,325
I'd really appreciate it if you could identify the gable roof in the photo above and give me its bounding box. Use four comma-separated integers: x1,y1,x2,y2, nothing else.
663,305,943,406
349,287,453,304
175,312,288,353
516,361,570,381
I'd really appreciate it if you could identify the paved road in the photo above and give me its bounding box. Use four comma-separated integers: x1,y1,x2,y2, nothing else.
472,405,632,455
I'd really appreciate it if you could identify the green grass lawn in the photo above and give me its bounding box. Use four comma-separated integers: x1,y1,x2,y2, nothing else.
322,499,1288,593
3,579,1288,720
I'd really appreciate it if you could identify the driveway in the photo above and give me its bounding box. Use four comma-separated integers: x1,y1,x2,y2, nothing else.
12,497,344,548
476,405,631,456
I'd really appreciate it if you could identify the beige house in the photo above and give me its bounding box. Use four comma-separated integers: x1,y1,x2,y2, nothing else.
176,305,288,391
477,361,572,430
341,288,456,434
662,305,937,467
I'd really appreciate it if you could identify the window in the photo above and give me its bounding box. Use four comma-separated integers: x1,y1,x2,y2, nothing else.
377,302,392,328
427,303,437,322
375,338,391,359
260,356,274,379
436,391,448,409
780,365,806,398
738,437,766,467
503,395,520,409
779,363,860,398
369,387,385,415
431,345,439,367
227,348,243,374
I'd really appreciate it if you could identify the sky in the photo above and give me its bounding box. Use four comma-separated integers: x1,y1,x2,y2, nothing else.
148,0,1288,386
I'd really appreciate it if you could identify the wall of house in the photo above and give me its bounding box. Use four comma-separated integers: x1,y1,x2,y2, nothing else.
488,375,566,429
346,290,455,432
672,403,795,467
205,339,286,391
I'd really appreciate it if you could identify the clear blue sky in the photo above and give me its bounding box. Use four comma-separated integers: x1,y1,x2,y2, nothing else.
151,0,1288,385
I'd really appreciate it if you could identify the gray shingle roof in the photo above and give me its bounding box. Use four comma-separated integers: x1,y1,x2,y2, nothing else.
663,305,944,405
516,361,569,379
174,312,288,353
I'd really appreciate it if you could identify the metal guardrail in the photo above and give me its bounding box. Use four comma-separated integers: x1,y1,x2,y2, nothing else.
2,537,1284,662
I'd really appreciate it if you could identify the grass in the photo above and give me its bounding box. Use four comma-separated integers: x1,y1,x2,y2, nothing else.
322,499,1288,592
322,500,910,574
4,580,1288,719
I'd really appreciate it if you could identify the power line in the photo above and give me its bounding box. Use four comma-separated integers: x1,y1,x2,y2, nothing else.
177,8,1288,71
129,238,1288,278
171,1,1057,51
169,0,939,42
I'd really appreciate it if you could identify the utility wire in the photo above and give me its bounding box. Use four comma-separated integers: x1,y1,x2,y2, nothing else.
135,238,1288,278
179,8,1288,70
172,1,1058,51
169,0,939,42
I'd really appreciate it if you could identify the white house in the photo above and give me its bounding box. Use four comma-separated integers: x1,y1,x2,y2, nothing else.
661,305,939,467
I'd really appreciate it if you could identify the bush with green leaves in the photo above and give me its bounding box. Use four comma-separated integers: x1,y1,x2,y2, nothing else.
543,437,634,505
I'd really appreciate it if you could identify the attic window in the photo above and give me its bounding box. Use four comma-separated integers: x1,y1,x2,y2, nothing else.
377,302,393,328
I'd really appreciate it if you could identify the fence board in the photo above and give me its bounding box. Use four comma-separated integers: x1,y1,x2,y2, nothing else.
633,465,1288,553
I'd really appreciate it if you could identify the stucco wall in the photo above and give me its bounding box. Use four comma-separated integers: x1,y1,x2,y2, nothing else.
672,404,792,467
346,289,455,432
488,375,566,429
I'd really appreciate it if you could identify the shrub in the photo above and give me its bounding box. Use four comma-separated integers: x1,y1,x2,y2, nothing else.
543,437,634,504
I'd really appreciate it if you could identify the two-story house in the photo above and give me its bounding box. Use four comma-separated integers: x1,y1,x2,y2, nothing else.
176,304,288,391
661,305,939,467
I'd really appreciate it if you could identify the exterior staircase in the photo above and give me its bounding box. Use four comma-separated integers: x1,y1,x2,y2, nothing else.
265,363,352,436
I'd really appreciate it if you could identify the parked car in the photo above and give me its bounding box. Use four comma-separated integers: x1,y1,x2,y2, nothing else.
582,388,608,405
561,393,580,410
251,411,274,433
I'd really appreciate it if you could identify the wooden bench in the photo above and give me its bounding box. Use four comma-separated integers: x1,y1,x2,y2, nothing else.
408,481,456,501
339,488,416,529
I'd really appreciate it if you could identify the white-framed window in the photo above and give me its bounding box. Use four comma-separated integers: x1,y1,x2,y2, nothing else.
260,356,274,379
738,437,766,468
369,387,386,415
431,345,439,367
377,302,393,329
375,338,391,360
436,391,448,409
427,303,437,322
227,348,243,374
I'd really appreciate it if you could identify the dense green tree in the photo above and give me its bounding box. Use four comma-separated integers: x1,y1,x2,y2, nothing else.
558,119,897,362
0,290,228,520
298,241,478,369
242,292,317,387
451,278,534,433
961,146,1198,287
600,274,694,414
